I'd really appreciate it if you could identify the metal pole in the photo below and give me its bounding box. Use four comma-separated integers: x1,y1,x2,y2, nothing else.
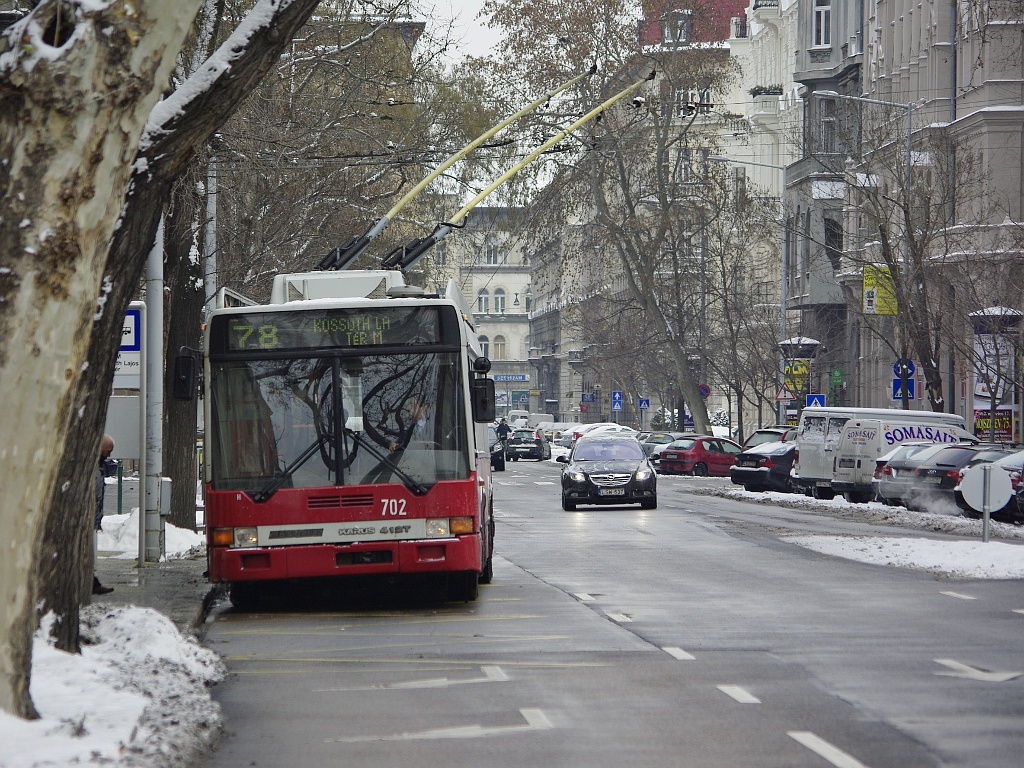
981,463,991,543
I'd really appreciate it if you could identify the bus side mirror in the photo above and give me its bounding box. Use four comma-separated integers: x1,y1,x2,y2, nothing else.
471,377,495,423
172,355,197,401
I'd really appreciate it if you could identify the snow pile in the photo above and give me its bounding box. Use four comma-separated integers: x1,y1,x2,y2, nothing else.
1,607,224,768
787,536,1024,579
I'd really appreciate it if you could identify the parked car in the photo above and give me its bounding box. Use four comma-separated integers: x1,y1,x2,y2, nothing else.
872,442,951,506
659,435,743,476
556,435,657,510
907,444,1016,512
729,440,797,492
955,448,1024,522
506,427,552,461
740,426,795,451
487,425,505,472
639,431,693,457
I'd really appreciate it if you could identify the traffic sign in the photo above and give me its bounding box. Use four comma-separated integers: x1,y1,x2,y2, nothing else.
581,392,596,403
611,390,623,411
775,386,796,402
830,368,843,386
697,383,711,398
806,393,826,408
892,378,915,400
639,398,650,410
959,464,1012,514
893,358,915,377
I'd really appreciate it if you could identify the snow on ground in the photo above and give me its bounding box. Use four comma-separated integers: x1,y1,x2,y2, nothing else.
1,513,220,768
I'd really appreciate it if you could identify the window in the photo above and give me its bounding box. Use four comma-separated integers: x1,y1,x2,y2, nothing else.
484,237,500,265
477,290,489,314
478,335,489,357
813,0,831,47
819,98,836,154
492,335,507,360
666,10,694,44
824,217,843,272
494,288,506,314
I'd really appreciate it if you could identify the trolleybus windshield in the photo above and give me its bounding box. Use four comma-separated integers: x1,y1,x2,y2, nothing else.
207,307,470,499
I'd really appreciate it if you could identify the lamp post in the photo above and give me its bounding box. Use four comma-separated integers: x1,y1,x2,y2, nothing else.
811,90,915,409
708,155,788,421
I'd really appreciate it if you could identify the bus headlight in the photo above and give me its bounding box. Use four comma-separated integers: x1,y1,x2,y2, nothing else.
427,519,450,537
233,527,258,547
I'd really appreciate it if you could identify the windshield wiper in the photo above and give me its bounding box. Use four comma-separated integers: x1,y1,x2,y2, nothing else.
350,431,429,495
251,437,327,503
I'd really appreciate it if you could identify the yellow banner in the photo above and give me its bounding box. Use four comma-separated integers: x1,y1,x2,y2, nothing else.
784,358,810,394
863,265,897,315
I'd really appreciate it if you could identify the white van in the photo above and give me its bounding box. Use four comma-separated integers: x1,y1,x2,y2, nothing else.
830,419,977,503
792,407,967,499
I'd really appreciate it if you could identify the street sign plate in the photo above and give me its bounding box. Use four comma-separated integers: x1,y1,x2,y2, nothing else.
639,398,650,410
697,384,711,398
892,378,916,400
805,393,826,408
893,358,916,377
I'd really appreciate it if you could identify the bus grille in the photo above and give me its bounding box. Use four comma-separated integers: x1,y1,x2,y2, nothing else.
307,494,375,509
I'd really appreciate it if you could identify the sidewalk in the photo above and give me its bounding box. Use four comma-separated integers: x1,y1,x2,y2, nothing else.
93,554,222,636
94,474,222,636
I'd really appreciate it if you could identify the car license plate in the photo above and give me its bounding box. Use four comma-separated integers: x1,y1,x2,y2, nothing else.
598,488,625,496
740,460,757,467
816,481,831,487
923,476,941,484
516,446,531,452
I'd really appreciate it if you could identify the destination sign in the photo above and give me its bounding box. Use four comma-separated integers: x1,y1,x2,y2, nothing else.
211,306,454,354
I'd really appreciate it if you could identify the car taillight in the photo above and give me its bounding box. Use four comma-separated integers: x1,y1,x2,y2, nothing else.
758,457,776,469
945,469,960,480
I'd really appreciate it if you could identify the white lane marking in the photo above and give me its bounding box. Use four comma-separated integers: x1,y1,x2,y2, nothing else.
940,591,976,600
663,646,696,661
534,481,557,485
716,685,761,704
325,707,552,742
787,731,870,768
933,659,1023,683
574,593,596,602
1012,609,1024,615
607,612,632,623
314,665,508,692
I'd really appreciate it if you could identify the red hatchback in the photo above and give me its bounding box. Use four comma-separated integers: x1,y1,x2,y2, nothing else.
659,435,743,476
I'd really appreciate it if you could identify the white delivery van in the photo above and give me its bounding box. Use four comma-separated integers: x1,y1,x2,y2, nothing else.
792,406,967,499
830,419,977,503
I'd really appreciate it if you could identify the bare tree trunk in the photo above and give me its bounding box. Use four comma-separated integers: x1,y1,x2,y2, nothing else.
163,172,206,530
0,0,202,718
5,0,322,719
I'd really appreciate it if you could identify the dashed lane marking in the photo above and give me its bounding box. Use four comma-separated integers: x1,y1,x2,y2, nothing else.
607,612,632,623
717,685,761,704
788,731,870,768
940,591,976,600
574,593,595,602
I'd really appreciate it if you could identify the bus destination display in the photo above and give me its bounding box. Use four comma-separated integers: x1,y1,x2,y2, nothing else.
212,307,448,353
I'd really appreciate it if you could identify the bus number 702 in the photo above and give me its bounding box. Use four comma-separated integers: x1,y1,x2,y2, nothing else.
381,498,407,517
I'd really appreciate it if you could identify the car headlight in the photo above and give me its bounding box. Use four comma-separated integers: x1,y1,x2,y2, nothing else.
635,467,653,481
568,470,586,482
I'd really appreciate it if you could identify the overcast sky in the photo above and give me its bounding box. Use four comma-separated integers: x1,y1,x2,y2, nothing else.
434,0,503,59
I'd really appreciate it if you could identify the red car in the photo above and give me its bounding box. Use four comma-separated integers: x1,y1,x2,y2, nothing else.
659,435,743,476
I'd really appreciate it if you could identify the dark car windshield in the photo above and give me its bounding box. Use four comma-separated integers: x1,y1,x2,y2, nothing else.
574,441,644,461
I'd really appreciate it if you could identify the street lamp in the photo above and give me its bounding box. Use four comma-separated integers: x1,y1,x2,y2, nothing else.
810,90,915,408
707,155,789,421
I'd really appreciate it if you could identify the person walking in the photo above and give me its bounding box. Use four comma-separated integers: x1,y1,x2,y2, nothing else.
495,417,512,458
92,434,116,595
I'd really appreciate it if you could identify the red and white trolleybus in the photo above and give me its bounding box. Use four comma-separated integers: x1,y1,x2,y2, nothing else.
197,269,496,606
